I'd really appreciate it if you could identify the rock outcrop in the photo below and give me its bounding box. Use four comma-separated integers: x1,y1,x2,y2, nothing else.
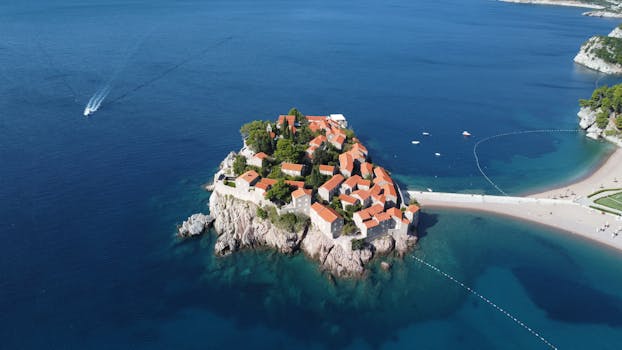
574,36,622,75
206,189,418,278
209,191,304,255
578,107,603,140
178,213,212,237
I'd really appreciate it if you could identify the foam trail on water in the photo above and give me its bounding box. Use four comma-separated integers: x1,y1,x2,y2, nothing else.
83,85,111,116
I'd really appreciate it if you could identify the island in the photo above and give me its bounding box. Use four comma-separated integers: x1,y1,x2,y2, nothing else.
575,25,622,74
179,110,420,278
500,0,622,18
578,83,622,145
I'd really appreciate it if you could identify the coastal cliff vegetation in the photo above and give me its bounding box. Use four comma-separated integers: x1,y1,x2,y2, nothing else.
583,34,622,65
580,84,622,130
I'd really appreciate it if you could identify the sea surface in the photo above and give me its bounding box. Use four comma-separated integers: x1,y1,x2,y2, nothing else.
1,0,622,348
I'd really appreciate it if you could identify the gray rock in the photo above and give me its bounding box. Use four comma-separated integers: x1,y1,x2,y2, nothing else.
372,235,395,255
178,213,210,237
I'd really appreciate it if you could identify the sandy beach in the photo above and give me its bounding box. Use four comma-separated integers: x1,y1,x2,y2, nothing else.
499,0,603,10
408,147,622,252
528,147,622,201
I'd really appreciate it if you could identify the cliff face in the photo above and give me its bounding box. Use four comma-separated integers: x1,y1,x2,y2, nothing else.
574,36,622,75
578,107,622,146
209,190,304,255
207,189,418,278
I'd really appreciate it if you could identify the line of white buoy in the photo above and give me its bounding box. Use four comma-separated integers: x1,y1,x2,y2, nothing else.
473,129,580,196
412,255,558,350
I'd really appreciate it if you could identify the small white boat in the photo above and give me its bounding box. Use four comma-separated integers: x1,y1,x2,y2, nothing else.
411,140,420,145
427,188,433,192
435,152,441,157
462,131,471,137
422,132,430,136
83,107,92,116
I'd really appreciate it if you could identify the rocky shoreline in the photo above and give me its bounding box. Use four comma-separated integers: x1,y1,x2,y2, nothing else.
574,29,622,75
203,187,417,278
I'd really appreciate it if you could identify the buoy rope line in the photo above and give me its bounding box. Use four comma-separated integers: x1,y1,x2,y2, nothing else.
412,255,558,350
473,129,580,196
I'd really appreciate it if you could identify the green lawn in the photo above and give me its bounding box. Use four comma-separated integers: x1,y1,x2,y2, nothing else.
595,191,622,212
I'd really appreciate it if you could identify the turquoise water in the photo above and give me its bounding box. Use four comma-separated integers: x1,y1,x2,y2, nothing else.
1,0,622,348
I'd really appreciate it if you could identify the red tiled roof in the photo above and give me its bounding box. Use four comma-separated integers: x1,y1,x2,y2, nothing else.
357,179,371,188
339,153,353,173
351,189,371,201
310,135,327,147
364,220,379,229
383,183,397,198
374,212,392,222
292,188,311,199
277,115,296,126
237,170,260,184
352,142,368,155
254,152,268,160
319,165,335,174
354,210,371,221
281,162,304,172
285,180,305,189
319,174,344,191
369,185,382,196
386,207,402,219
360,162,374,177
343,175,361,189
374,166,391,180
311,202,342,223
339,194,358,205
366,203,385,216
407,204,420,213
332,134,346,146
255,178,277,190
306,116,328,122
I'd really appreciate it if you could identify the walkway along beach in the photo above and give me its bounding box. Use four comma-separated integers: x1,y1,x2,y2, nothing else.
408,148,622,252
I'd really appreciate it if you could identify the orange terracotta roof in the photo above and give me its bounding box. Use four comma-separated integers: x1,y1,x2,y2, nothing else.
351,189,371,201
292,188,311,199
374,166,391,179
319,174,344,191
339,153,353,173
254,152,268,160
383,184,397,198
354,210,371,221
369,185,382,196
311,202,342,223
309,123,321,133
366,203,384,216
402,218,410,224
277,115,296,126
285,180,305,188
352,142,368,154
343,175,361,189
237,170,260,184
255,178,277,190
357,179,371,188
319,165,335,173
332,134,346,146
374,212,392,222
306,116,328,122
360,162,374,176
386,207,402,219
407,204,420,213
364,220,379,229
269,132,276,139
281,162,304,172
310,135,327,147
339,194,358,205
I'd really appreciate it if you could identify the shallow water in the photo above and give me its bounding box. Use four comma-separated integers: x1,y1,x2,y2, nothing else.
1,0,622,348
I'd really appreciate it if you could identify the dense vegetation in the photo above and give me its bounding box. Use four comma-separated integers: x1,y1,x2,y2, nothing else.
588,36,622,65
259,206,310,232
579,84,622,129
265,180,294,206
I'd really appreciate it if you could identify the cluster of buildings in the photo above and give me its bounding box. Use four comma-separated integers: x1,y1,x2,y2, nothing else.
232,114,419,242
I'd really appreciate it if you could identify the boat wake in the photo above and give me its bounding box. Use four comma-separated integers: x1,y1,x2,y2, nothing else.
83,85,111,116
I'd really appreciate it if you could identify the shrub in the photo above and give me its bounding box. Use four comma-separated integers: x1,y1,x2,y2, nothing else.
351,238,366,250
233,155,247,176
256,207,268,219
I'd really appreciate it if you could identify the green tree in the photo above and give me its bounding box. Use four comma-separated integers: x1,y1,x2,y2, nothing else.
288,107,306,124
274,138,303,163
265,180,293,206
596,110,610,129
305,166,326,190
233,155,247,175
241,120,274,154
616,115,622,130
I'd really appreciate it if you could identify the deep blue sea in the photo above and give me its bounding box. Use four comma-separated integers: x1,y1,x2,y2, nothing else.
2,0,622,348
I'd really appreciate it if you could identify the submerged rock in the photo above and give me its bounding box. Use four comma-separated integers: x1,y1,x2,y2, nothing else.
380,261,391,271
